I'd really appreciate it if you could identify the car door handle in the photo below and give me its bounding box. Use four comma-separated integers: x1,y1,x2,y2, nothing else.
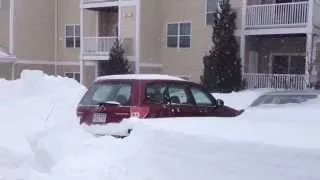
200,109,208,113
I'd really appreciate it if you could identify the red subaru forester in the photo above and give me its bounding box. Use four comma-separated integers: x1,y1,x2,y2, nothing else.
77,74,243,125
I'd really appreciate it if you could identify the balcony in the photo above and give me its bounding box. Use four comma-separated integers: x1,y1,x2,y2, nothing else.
245,2,309,29
83,36,118,60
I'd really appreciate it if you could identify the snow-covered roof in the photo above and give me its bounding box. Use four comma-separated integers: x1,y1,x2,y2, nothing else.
95,74,186,82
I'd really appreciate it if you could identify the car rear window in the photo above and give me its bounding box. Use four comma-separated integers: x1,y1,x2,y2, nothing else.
251,94,318,107
80,82,132,106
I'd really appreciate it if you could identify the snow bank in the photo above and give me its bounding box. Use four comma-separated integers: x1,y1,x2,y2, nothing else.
0,70,89,179
121,124,320,180
212,89,269,109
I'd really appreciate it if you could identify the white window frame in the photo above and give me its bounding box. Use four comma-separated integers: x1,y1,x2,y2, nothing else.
205,0,224,25
270,52,306,74
64,72,80,82
166,22,192,49
65,24,80,48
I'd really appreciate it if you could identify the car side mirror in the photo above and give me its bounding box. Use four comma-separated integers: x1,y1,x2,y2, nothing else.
216,99,224,107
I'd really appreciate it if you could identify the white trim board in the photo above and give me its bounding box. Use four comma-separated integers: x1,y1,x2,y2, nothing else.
244,27,308,35
13,60,96,66
81,1,136,9
140,63,163,68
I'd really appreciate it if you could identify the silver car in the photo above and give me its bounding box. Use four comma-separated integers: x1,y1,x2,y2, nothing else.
250,90,319,107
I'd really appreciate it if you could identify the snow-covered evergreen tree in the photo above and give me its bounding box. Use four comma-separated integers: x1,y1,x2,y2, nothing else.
201,0,242,93
102,39,131,75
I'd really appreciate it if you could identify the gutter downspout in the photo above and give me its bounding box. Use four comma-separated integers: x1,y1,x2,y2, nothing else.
135,0,141,74
54,0,58,75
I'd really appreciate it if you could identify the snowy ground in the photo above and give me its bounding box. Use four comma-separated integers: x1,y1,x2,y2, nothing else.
0,70,320,180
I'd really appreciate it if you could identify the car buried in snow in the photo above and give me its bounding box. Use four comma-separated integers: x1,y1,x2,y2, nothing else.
77,74,243,126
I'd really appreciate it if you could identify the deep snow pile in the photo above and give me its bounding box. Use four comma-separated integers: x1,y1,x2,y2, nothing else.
0,79,7,86
0,70,91,179
1,71,320,180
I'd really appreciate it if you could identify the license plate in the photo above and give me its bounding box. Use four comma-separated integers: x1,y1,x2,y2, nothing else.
92,113,107,123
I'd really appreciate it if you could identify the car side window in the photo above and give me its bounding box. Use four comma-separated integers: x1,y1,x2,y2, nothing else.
145,83,167,103
168,85,192,105
190,87,214,106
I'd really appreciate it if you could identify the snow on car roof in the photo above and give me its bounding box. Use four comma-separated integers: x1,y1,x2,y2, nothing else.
95,74,187,82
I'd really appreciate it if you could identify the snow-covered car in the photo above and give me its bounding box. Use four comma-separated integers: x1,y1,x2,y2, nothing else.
77,74,243,125
249,90,319,107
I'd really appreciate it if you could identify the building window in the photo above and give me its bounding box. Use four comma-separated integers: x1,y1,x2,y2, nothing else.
65,72,80,82
167,22,191,48
206,0,224,25
65,24,80,48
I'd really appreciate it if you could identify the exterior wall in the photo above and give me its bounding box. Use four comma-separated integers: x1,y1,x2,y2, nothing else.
56,0,81,61
14,63,54,79
0,62,12,79
120,6,136,58
159,0,209,82
136,0,242,82
140,0,162,65
14,0,55,60
140,66,162,74
56,63,97,87
0,0,10,52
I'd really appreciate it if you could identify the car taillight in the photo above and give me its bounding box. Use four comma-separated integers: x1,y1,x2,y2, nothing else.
130,106,150,119
76,106,84,118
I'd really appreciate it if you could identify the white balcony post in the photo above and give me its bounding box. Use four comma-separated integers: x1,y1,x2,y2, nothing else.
9,0,14,55
305,33,313,88
80,3,85,85
307,0,314,33
135,0,141,74
240,0,247,74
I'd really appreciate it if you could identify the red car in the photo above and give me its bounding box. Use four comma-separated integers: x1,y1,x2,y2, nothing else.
77,74,243,125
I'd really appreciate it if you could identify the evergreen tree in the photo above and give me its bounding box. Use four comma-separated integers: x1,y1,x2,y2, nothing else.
102,39,131,75
201,0,242,93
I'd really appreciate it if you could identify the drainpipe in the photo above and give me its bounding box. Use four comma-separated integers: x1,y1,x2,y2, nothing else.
9,0,14,55
11,61,15,80
54,0,58,75
135,0,141,74
80,1,84,84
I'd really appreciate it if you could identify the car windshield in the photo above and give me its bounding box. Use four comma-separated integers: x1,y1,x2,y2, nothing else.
251,94,318,107
80,82,132,106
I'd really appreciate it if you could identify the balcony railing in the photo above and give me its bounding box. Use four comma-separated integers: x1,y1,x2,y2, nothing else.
83,36,118,57
246,2,309,29
243,73,306,90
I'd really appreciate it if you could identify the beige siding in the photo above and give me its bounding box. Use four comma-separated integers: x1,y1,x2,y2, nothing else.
138,0,242,82
140,0,162,64
56,0,81,61
0,62,12,79
120,6,136,58
160,0,211,82
0,0,10,52
14,0,55,60
14,63,54,79
56,63,96,87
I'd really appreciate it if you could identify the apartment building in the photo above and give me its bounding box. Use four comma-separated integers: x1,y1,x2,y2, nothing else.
1,0,320,89
0,0,97,86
